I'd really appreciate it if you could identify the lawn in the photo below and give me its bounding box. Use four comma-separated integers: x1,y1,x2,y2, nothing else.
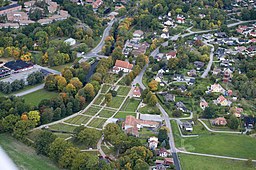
87,118,106,128
180,120,210,135
64,115,91,125
23,89,59,106
107,96,126,109
93,94,104,105
121,98,140,112
103,73,119,84
49,123,76,133
101,84,111,93
0,133,59,170
50,62,73,72
114,112,137,119
116,86,131,96
179,153,256,170
138,104,160,115
83,106,101,116
53,132,72,139
201,119,239,132
171,119,256,159
98,109,116,118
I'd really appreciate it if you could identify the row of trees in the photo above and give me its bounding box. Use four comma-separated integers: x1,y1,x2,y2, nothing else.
141,89,158,107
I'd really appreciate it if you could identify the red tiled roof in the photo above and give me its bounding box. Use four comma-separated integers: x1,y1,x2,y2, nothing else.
218,95,226,102
115,60,133,69
133,87,141,96
166,51,177,57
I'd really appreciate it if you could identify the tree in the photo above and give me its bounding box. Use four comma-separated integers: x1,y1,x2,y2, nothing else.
65,83,76,95
70,77,83,90
40,107,53,124
49,138,72,162
58,147,80,169
13,120,36,139
2,114,20,132
148,80,158,91
202,106,215,118
35,131,56,155
27,110,40,126
71,152,99,170
84,83,95,101
149,94,158,106
79,62,91,73
76,128,101,148
103,123,122,142
105,93,112,104
62,69,73,82
28,8,43,21
57,76,67,92
228,115,239,129
44,74,57,91
172,110,182,117
134,159,149,170
158,128,168,143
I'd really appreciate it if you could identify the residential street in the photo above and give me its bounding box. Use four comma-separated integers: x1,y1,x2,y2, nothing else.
14,84,44,97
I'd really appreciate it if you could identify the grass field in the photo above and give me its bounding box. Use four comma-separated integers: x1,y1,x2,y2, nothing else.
83,106,101,116
53,133,72,139
0,133,59,170
114,112,137,119
93,94,104,105
179,153,256,170
23,89,58,106
64,115,91,125
121,98,140,112
103,74,119,84
138,104,160,115
171,121,256,159
50,62,73,72
101,84,111,93
107,96,126,108
87,118,106,128
98,109,116,118
49,123,76,133
117,86,131,96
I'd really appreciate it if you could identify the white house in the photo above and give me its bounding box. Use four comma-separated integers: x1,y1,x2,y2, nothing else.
113,60,133,73
133,30,144,41
64,38,76,46
148,136,158,150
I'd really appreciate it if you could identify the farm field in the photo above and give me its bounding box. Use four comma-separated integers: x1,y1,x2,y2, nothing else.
98,109,116,118
121,98,140,112
107,96,126,108
64,115,91,125
114,112,137,119
49,123,76,133
117,86,131,96
87,118,106,129
83,106,101,116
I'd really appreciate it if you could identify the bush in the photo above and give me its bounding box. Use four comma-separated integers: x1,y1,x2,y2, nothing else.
172,110,182,117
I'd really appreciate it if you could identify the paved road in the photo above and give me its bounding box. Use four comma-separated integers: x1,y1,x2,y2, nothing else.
132,64,147,89
14,84,45,97
198,119,242,134
201,43,214,78
157,103,181,170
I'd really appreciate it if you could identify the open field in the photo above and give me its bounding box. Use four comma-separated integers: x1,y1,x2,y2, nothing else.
103,74,119,84
93,94,104,105
179,153,256,170
23,89,59,106
64,115,91,125
83,106,101,116
87,118,106,128
53,132,72,139
171,120,256,159
138,104,160,115
121,98,140,112
0,133,59,170
114,112,136,119
107,96,126,108
117,86,131,96
49,123,76,133
50,62,73,72
98,109,116,118
101,84,111,93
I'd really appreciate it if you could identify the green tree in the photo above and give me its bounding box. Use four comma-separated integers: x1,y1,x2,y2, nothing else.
49,138,72,162
27,110,40,126
2,114,20,132
58,147,80,169
76,128,101,148
84,83,95,101
105,93,112,104
13,120,36,139
71,152,99,170
228,115,239,129
35,131,56,155
44,74,57,91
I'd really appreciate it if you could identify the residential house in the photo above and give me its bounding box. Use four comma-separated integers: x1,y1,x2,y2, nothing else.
214,32,227,38
164,20,174,26
64,38,76,46
208,83,225,93
212,68,222,75
173,74,185,81
234,107,243,118
166,51,177,60
176,101,188,112
200,99,208,110
7,11,29,22
194,61,205,70
0,4,22,15
48,1,58,14
133,30,144,41
244,116,255,128
157,148,170,157
37,18,53,25
180,121,193,132
187,78,195,86
113,60,133,73
215,95,231,106
155,158,174,167
212,117,227,126
249,31,256,37
176,15,185,24
148,136,158,150
187,69,197,77
202,33,213,40
161,33,169,39
163,93,175,102
122,115,159,137
0,23,19,29
133,86,141,98
178,85,187,92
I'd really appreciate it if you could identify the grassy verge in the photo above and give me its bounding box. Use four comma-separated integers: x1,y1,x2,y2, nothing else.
83,106,101,116
87,118,106,128
114,112,137,119
64,115,91,125
121,98,140,112
117,86,131,96
23,89,58,106
50,62,73,72
138,104,160,115
0,133,59,170
179,153,256,170
107,96,126,109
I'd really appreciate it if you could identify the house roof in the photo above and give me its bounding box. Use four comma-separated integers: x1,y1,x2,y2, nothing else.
166,51,177,57
218,95,226,102
114,60,133,69
133,86,141,96
0,3,20,11
133,30,144,36
213,117,227,124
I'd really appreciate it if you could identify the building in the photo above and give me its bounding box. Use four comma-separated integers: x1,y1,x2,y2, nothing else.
212,117,227,126
133,30,144,41
64,38,76,46
4,60,33,73
148,136,158,150
163,93,175,102
180,121,193,132
113,60,133,73
37,18,53,25
7,11,29,22
133,86,141,97
0,23,19,29
0,67,11,78
215,95,232,106
176,101,188,112
0,4,22,15
166,51,177,60
234,107,243,118
200,100,208,110
122,115,159,137
157,148,170,157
